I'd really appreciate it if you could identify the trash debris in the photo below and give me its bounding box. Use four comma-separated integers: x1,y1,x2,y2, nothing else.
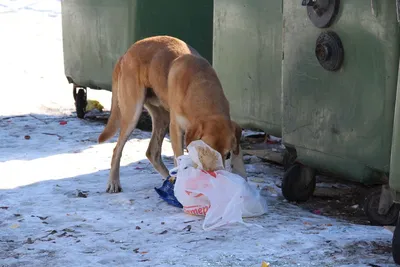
59,120,67,125
24,135,31,140
173,140,268,230
10,224,19,229
154,176,183,208
86,100,104,112
76,190,88,198
261,261,270,267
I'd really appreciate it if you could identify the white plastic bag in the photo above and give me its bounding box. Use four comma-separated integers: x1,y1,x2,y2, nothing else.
172,140,268,230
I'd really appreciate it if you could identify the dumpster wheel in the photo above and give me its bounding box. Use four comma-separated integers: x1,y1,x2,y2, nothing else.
393,213,400,264
73,85,87,119
282,164,316,202
364,188,400,226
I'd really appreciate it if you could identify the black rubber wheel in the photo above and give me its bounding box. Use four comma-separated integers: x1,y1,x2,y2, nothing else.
393,213,400,264
282,164,316,202
75,88,87,119
363,189,400,226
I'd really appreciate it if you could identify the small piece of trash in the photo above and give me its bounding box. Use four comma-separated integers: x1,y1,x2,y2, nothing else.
24,135,31,140
351,204,359,209
10,224,19,229
312,209,322,215
136,226,141,230
133,248,140,253
261,261,270,267
182,225,192,232
0,206,9,210
59,121,67,125
159,230,168,235
37,216,48,220
76,190,88,198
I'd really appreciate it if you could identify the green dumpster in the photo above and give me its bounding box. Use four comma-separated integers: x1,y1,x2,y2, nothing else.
390,68,400,264
213,0,283,137
281,0,400,226
61,0,213,118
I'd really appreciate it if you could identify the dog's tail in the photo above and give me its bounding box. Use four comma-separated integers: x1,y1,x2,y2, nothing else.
98,59,122,143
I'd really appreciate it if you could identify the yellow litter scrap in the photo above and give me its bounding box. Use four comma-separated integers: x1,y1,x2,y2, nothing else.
261,261,270,267
86,100,104,112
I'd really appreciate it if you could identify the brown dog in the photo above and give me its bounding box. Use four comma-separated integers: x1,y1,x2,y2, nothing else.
98,36,246,193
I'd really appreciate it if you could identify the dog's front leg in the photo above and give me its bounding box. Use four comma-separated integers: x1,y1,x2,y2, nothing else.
169,120,184,166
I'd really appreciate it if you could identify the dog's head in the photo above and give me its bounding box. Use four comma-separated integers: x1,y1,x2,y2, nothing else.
185,116,241,168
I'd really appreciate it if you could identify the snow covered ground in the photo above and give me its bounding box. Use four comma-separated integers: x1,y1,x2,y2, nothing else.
0,1,397,266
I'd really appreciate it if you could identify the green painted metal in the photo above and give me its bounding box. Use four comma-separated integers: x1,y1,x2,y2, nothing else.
282,1,400,184
390,64,400,201
213,0,283,137
61,0,213,91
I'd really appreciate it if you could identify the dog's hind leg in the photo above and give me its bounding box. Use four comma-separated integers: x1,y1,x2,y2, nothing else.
144,103,170,178
107,79,146,193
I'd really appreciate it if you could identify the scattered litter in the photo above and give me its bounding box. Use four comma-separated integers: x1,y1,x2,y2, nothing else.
59,120,67,125
182,225,192,232
154,176,183,208
0,206,9,210
86,100,104,112
136,226,141,230
159,230,168,235
76,190,88,198
261,261,270,267
312,209,322,215
173,140,268,230
10,224,19,229
24,135,31,140
351,204,359,209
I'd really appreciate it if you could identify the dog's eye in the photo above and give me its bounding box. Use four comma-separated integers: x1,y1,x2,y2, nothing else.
225,152,231,160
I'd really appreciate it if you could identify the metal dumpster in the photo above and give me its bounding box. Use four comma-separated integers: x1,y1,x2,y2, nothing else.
390,69,400,264
281,0,400,226
213,0,283,137
61,0,213,118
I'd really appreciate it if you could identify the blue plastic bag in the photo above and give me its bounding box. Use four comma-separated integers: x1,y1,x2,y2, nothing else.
154,175,183,208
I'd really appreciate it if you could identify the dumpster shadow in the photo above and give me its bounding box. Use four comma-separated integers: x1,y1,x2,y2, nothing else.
0,158,177,264
0,113,171,163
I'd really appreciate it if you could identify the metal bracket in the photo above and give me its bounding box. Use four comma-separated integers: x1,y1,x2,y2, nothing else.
378,184,396,215
397,0,400,23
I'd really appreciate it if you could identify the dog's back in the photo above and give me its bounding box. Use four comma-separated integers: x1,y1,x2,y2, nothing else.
166,54,230,121
120,36,200,104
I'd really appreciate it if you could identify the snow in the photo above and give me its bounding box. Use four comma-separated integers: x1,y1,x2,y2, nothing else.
0,1,397,266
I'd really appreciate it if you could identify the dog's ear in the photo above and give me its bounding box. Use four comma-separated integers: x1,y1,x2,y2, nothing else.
185,122,203,147
231,121,242,155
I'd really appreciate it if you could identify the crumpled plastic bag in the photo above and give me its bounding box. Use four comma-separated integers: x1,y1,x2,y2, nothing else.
173,140,268,230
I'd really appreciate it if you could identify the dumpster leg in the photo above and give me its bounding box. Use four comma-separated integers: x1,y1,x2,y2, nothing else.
282,163,316,203
364,185,400,226
283,146,297,171
73,84,87,119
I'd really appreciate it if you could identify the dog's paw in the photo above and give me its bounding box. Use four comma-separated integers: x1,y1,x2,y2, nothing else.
106,180,122,193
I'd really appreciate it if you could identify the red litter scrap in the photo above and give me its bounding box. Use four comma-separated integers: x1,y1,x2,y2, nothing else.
59,121,67,125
